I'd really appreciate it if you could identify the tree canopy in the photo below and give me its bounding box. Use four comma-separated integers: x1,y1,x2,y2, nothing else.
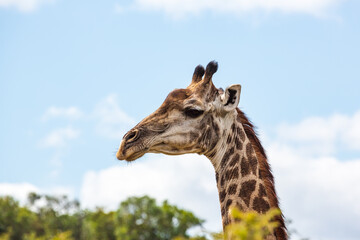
0,193,307,240
0,194,205,240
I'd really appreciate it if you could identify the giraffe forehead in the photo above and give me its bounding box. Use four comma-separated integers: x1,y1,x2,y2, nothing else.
156,88,191,113
166,88,191,101
162,88,207,107
154,83,220,118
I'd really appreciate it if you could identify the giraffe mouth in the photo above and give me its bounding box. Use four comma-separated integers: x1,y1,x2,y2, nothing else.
116,138,149,161
116,147,147,162
125,151,146,161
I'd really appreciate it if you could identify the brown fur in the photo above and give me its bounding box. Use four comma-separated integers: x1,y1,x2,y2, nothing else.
236,108,287,240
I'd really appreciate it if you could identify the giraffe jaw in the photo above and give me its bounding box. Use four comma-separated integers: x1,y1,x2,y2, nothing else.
117,139,201,161
121,150,146,162
149,142,202,156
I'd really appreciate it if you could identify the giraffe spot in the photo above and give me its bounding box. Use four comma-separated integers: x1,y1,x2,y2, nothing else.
253,197,270,213
227,184,237,195
235,137,243,150
239,128,245,142
239,180,256,207
236,114,242,123
226,134,232,144
221,205,229,227
221,147,235,168
219,189,226,202
240,157,250,176
236,127,242,138
221,206,226,217
231,123,236,133
213,121,220,136
246,143,253,158
225,167,239,181
226,199,233,209
249,157,258,175
258,169,263,179
220,175,225,187
205,120,219,149
223,216,230,226
216,172,219,183
229,154,240,167
200,124,216,150
259,184,267,198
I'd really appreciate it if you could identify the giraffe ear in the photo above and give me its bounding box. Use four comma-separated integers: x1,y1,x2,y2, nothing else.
221,84,241,111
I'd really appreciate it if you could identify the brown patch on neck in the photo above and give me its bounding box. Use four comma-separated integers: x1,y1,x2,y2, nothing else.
236,108,288,240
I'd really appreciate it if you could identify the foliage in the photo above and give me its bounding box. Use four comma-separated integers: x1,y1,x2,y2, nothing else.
81,208,116,240
0,193,308,240
115,196,204,240
0,196,37,240
213,208,281,240
0,194,204,240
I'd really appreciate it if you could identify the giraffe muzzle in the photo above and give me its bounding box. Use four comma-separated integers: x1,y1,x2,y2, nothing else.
124,129,140,143
116,128,147,161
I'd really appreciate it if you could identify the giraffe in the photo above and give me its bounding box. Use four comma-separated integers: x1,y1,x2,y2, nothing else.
116,61,287,240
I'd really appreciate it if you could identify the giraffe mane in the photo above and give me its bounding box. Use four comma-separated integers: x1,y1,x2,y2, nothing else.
236,108,288,240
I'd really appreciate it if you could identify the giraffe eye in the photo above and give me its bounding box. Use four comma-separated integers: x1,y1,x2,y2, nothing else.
184,108,204,118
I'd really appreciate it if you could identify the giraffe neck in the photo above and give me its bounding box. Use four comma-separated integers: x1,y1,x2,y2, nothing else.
205,110,287,240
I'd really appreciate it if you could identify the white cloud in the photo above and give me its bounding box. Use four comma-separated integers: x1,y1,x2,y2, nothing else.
93,94,136,139
80,154,222,231
0,0,53,12
0,182,39,204
269,111,360,240
132,0,344,18
37,95,134,178
277,111,360,155
42,106,83,121
0,183,73,205
40,95,135,140
268,143,360,240
39,126,80,148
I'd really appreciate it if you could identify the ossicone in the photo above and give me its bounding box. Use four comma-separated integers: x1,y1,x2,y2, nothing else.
192,65,205,84
204,61,218,83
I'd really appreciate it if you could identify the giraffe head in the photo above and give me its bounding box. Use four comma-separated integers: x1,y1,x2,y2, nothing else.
116,61,241,161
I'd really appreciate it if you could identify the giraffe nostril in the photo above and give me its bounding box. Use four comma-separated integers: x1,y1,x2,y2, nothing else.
125,129,140,142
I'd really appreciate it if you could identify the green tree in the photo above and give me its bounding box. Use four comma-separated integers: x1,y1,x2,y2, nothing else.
0,196,36,240
26,193,82,239
114,196,204,240
81,208,116,240
1,194,311,240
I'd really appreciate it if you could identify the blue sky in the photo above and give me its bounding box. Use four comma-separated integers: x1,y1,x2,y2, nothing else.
1,0,360,239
